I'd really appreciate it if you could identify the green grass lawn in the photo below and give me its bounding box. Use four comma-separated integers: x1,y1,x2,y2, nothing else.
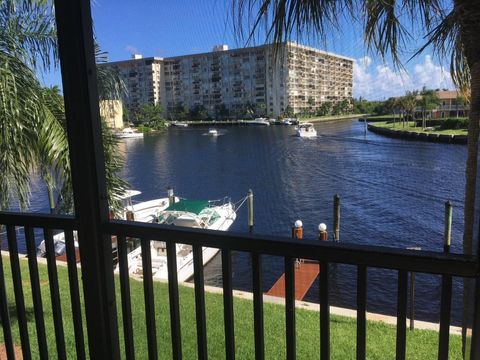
0,256,463,359
366,114,395,120
372,121,467,136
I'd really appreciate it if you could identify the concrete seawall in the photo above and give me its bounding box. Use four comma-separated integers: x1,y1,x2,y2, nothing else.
368,124,467,144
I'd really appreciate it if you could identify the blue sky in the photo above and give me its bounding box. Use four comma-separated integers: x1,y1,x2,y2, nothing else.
41,0,455,100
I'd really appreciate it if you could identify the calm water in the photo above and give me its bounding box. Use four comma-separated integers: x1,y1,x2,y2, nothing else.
118,120,466,324
9,119,468,324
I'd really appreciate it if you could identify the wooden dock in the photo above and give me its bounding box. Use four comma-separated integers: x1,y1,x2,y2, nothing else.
266,261,320,300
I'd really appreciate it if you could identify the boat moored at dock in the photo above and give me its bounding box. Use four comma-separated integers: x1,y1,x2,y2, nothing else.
115,127,144,138
37,190,176,257
126,197,237,282
171,122,189,127
239,118,270,126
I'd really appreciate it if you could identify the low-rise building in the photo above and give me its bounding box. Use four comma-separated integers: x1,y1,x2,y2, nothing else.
99,100,124,129
432,90,469,118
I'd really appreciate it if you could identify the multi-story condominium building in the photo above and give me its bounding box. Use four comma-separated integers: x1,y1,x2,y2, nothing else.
101,42,353,118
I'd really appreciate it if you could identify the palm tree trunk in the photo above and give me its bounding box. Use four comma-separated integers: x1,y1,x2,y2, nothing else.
462,60,480,358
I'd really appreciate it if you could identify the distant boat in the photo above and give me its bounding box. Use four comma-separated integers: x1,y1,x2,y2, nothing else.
126,197,237,282
208,128,219,136
115,127,144,138
172,122,189,127
295,122,317,138
239,118,270,126
284,117,299,125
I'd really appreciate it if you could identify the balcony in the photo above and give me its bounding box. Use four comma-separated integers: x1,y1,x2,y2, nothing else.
1,1,480,360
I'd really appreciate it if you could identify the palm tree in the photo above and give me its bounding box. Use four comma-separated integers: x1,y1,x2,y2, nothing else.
235,1,480,354
0,0,128,213
402,90,419,127
0,0,62,210
235,0,479,255
420,87,440,129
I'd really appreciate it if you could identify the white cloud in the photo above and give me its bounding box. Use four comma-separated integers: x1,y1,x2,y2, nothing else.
353,55,454,100
413,55,453,90
125,44,140,55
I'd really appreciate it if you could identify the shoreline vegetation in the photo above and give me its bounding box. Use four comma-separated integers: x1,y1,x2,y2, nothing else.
135,113,367,131
0,254,463,359
367,121,467,144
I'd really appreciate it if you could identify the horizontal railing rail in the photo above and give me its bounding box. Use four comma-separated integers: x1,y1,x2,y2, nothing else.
0,212,77,229
104,220,478,277
1,212,479,360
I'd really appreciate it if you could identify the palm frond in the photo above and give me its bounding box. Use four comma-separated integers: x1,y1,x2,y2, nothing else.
0,0,57,70
0,51,42,209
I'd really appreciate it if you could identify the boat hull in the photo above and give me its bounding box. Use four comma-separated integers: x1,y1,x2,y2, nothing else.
125,201,237,282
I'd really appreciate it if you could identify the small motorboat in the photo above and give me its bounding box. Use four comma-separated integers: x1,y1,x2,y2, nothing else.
239,118,270,126
295,122,317,138
208,129,218,136
115,127,144,138
172,122,189,127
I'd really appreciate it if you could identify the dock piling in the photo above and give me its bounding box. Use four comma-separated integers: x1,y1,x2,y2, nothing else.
318,223,328,241
167,187,175,206
293,220,303,267
247,189,254,233
292,220,303,240
444,201,452,253
333,194,340,241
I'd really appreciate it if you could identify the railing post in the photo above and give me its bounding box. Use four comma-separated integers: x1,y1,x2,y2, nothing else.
53,0,120,357
470,276,480,359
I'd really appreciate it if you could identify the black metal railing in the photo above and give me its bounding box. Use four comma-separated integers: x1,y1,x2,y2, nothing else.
0,212,479,359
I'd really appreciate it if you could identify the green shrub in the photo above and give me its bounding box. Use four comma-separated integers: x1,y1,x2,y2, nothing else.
137,125,151,133
438,118,469,130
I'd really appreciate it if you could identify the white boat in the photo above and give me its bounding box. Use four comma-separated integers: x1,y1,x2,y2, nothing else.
172,122,189,127
115,127,144,138
36,231,79,258
295,122,317,138
208,128,218,136
239,118,270,126
37,190,176,257
126,197,237,282
284,117,299,125
119,189,178,223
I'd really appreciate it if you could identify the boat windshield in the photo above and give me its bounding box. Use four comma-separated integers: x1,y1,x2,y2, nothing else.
156,204,221,227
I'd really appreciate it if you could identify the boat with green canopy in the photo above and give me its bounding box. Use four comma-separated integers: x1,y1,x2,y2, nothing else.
126,196,237,282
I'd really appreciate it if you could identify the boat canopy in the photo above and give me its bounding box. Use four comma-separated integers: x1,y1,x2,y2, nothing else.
165,199,209,214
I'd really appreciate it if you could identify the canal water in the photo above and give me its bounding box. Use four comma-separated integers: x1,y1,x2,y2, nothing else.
11,119,468,324
118,120,466,325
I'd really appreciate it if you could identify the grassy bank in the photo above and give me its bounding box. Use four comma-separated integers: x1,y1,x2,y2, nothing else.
372,121,467,136
0,255,463,359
